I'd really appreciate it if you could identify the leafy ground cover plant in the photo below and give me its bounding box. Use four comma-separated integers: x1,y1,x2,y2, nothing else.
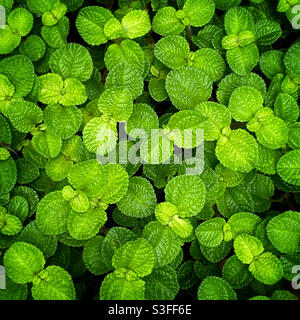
0,0,299,301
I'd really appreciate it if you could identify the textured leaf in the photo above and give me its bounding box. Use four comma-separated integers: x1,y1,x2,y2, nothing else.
143,221,182,267
4,242,45,284
36,191,71,235
154,35,190,69
166,67,213,110
267,211,300,253
121,10,151,39
76,6,113,45
234,234,264,264
249,252,283,285
144,266,179,300
277,150,300,186
216,129,259,173
183,0,215,27
152,7,184,36
32,266,75,300
198,276,237,300
49,43,93,81
195,218,226,247
117,177,156,218
100,270,145,300
165,175,206,218
112,238,155,277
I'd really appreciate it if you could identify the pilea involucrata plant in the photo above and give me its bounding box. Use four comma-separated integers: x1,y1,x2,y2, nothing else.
0,0,299,302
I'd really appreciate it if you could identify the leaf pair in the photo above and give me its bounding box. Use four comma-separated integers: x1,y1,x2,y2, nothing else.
4,241,75,300
196,212,261,247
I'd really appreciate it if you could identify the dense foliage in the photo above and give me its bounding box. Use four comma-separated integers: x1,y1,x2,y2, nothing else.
0,0,300,301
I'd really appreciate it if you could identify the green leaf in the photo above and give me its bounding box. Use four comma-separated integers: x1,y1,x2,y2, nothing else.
44,104,82,139
254,20,282,45
76,6,113,45
105,63,144,100
8,8,33,37
144,266,179,300
19,35,46,62
216,129,259,173
101,227,139,269
83,117,117,154
7,101,43,133
198,276,237,300
83,236,110,275
121,10,151,39
234,234,264,264
284,41,300,83
49,43,93,81
228,86,263,122
152,7,184,36
274,93,299,124
154,35,190,69
249,252,283,285
195,218,226,247
247,108,288,150
0,55,35,98
32,131,62,159
192,48,226,82
277,150,300,186
41,16,70,48
67,208,106,241
112,238,155,277
98,164,129,205
228,212,261,238
183,0,215,27
165,175,206,218
4,242,45,284
127,103,159,135
32,266,75,300
36,191,71,236
165,67,213,110
267,211,300,253
117,177,157,218
222,255,253,289
224,7,254,35
260,50,285,80
16,158,39,184
100,269,145,300
98,87,133,122
104,39,145,75
67,160,106,198
143,221,182,267
18,221,58,259
0,158,17,194
226,44,259,76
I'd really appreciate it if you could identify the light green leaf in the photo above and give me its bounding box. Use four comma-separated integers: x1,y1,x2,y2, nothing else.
249,252,283,285
4,242,45,284
143,221,182,267
277,150,300,186
117,177,157,218
121,10,151,39
165,175,206,218
195,217,226,247
267,211,300,253
112,238,155,277
165,67,213,110
32,266,75,300
234,234,264,264
76,6,113,45
36,191,71,235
